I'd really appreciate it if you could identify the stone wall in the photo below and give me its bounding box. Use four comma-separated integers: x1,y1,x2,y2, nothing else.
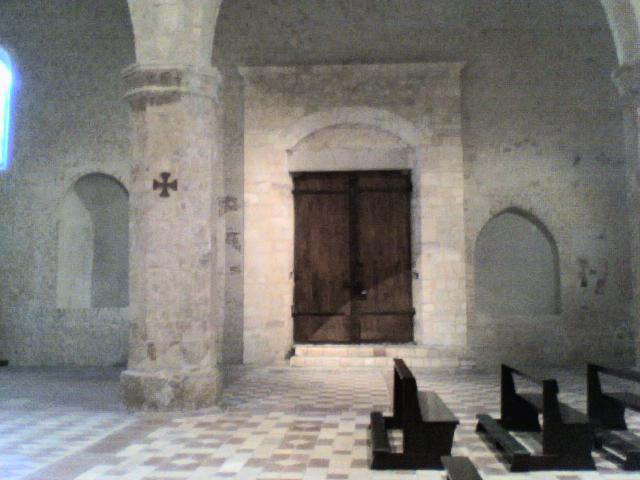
0,0,634,369
0,0,134,365
241,63,467,364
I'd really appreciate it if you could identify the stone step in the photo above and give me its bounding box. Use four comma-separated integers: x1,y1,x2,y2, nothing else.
290,355,461,368
294,344,452,359
290,344,470,368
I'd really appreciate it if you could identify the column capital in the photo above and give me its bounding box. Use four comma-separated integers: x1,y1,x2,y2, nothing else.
613,62,640,105
122,64,222,109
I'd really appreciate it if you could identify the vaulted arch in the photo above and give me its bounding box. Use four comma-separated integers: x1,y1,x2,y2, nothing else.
213,0,639,68
127,0,222,66
600,0,640,64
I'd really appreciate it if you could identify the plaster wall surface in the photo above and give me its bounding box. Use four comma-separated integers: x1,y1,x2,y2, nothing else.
0,0,134,365
462,25,633,367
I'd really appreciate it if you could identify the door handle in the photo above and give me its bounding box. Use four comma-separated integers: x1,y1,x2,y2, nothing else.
353,285,367,299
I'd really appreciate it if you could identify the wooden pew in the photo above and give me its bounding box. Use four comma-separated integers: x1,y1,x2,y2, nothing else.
441,456,482,480
369,358,459,470
587,363,640,469
476,364,595,471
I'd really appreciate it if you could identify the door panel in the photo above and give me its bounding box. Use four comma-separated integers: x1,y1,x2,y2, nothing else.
293,172,413,343
294,315,352,343
358,314,414,342
356,189,412,312
293,179,351,342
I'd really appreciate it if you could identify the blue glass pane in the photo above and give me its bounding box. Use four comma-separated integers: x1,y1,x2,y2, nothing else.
0,52,13,171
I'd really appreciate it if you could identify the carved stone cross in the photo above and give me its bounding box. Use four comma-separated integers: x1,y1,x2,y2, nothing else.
153,172,178,198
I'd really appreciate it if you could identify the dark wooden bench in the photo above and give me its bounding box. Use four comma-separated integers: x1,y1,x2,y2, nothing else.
441,456,482,480
587,363,640,469
476,364,595,471
369,358,459,470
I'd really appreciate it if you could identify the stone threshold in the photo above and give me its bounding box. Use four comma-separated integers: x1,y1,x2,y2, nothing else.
290,343,472,368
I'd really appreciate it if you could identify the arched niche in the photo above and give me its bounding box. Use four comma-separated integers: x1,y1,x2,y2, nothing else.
57,173,129,309
474,208,561,315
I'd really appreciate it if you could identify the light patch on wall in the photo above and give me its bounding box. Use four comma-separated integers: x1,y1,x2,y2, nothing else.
0,48,13,171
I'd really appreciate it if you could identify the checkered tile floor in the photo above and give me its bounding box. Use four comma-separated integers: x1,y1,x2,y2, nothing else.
3,366,640,479
0,407,133,480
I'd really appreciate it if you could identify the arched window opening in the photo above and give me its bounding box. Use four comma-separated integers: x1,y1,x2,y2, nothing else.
474,209,560,315
0,48,14,171
57,174,129,308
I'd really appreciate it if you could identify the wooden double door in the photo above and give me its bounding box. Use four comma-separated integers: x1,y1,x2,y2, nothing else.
293,171,414,343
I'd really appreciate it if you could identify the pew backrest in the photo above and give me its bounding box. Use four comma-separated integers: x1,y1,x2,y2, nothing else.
589,363,640,384
502,364,585,425
393,358,420,423
419,390,458,424
588,363,640,419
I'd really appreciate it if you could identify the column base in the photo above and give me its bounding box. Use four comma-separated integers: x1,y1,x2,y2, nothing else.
120,367,221,411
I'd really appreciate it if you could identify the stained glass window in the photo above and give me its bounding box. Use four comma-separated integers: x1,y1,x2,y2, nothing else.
0,49,14,171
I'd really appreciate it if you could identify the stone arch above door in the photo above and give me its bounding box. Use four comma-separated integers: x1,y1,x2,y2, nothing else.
281,107,429,152
287,122,417,173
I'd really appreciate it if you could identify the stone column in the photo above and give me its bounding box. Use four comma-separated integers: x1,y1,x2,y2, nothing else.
613,62,640,365
120,65,223,410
